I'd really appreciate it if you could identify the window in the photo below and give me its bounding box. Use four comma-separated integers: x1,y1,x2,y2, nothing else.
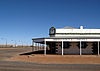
63,42,70,49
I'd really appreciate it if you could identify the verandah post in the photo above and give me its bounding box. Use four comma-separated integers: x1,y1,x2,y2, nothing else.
98,41,99,56
80,41,82,55
44,40,46,55
62,41,63,55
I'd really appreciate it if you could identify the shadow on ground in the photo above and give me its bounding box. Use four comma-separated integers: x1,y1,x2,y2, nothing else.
20,50,51,55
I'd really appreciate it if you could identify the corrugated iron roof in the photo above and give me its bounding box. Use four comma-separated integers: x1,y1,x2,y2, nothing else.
32,36,100,40
61,27,78,29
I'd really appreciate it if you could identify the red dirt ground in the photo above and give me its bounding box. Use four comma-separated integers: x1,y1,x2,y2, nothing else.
7,54,100,64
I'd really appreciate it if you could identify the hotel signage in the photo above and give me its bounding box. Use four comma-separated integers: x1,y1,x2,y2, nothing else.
49,27,56,35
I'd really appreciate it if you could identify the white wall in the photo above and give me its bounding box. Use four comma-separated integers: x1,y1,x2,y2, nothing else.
56,29,100,33
55,34,100,37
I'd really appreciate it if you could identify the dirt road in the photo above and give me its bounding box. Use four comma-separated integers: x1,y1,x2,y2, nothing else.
0,48,100,71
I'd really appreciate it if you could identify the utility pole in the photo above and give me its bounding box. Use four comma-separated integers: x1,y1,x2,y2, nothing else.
11,40,17,47
0,38,7,47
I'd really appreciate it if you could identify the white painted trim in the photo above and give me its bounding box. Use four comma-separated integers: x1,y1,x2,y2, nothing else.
38,43,39,50
56,29,100,33
80,41,82,55
62,41,63,55
45,39,100,42
98,41,99,55
44,41,46,55
55,35,100,37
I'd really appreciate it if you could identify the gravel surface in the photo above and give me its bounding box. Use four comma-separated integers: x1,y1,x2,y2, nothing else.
0,48,100,71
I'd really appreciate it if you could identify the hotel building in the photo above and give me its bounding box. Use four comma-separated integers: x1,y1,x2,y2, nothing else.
32,26,100,55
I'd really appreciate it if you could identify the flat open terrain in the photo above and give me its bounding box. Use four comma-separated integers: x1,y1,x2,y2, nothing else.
0,48,100,71
9,54,100,64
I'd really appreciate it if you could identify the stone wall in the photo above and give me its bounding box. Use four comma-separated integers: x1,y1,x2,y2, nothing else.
55,42,96,55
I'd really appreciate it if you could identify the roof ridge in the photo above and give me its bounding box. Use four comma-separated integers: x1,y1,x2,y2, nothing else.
61,26,78,29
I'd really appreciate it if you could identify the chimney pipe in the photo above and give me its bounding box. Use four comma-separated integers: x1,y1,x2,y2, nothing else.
80,26,83,29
